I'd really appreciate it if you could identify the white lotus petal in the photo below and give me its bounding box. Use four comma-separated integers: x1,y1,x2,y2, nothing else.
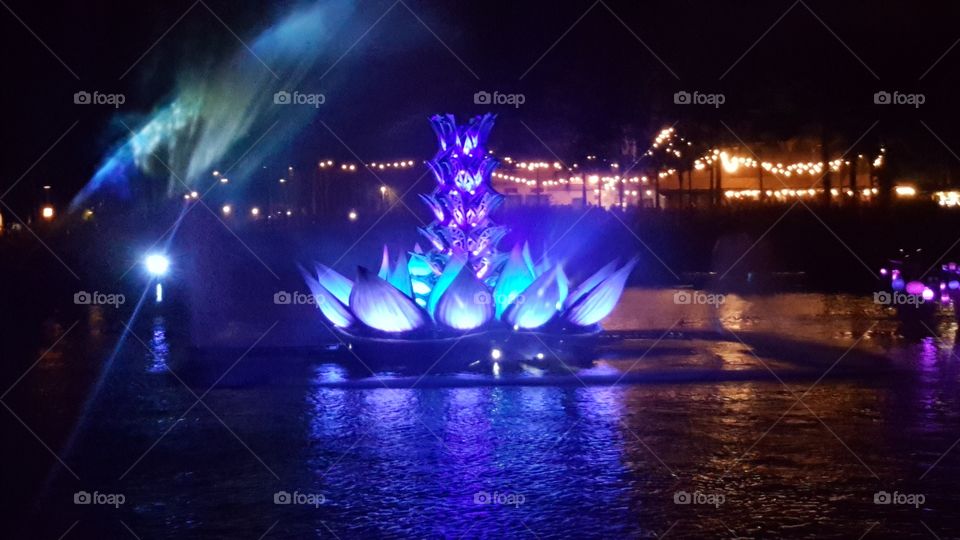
428,254,466,318
504,265,569,329
564,259,619,309
314,263,353,305
565,257,638,327
300,265,355,328
493,244,534,319
389,251,413,297
435,265,493,330
350,267,427,332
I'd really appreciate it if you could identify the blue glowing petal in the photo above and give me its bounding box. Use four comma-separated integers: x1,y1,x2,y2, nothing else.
493,244,535,319
505,265,569,329
408,252,435,277
565,257,638,327
534,252,553,278
378,245,391,279
435,266,493,330
460,113,496,153
389,252,413,297
418,226,447,253
419,193,444,221
564,259,619,309
314,263,353,305
429,114,459,152
349,267,427,332
522,241,536,276
428,255,466,318
557,266,569,304
300,265,355,328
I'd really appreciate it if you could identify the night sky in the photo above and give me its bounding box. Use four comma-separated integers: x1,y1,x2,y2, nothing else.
3,0,960,211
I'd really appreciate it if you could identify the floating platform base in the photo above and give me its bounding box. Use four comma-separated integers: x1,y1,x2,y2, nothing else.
333,326,602,369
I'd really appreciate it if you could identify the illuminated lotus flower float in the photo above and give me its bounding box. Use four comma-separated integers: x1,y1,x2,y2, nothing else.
302,114,636,360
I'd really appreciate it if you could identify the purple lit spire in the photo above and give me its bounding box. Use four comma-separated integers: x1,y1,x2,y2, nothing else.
419,114,506,278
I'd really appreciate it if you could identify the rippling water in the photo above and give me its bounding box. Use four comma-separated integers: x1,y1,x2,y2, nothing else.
9,290,960,538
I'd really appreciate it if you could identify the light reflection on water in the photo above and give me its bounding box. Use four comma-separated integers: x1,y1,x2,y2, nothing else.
145,316,170,373
21,291,960,537
606,289,896,349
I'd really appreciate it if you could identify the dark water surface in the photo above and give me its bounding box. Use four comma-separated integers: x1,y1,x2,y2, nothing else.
5,290,960,538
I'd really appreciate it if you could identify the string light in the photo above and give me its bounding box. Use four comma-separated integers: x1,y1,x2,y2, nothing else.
302,130,891,211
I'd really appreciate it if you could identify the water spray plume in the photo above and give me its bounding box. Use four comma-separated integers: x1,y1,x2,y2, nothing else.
71,0,355,211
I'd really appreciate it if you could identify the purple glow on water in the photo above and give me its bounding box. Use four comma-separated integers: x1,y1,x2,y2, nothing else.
146,317,169,373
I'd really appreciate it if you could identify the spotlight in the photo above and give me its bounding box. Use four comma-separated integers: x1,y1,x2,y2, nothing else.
490,348,502,360
145,253,170,277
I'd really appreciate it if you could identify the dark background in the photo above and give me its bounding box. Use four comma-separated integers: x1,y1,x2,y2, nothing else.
2,0,960,213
